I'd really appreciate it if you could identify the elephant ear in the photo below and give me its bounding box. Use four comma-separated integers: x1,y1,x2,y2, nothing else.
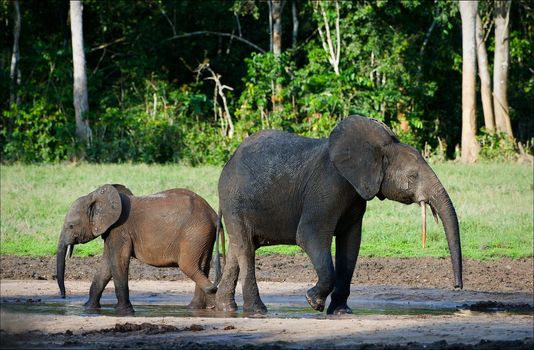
328,115,395,200
112,184,134,196
89,184,122,237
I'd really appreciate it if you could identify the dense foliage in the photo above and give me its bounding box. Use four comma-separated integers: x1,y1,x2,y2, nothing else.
1,0,532,164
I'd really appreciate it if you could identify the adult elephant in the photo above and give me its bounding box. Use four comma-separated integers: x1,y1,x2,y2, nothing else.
215,115,462,315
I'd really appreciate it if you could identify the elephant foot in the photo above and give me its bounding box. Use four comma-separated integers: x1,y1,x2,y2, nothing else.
187,300,207,309
204,293,216,309
243,302,268,315
305,288,325,312
327,303,353,315
83,300,101,309
115,303,135,316
215,300,238,312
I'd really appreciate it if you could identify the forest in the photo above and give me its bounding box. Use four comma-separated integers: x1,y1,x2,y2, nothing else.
1,0,532,164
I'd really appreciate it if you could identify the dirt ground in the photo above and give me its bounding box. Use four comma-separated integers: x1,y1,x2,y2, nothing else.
1,254,533,349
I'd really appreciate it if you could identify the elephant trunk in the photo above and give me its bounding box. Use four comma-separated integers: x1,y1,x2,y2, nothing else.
56,236,74,298
429,187,463,289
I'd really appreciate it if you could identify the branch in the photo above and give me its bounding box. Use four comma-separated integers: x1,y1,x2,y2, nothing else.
320,3,335,64
419,1,441,59
166,31,266,53
483,18,494,44
317,1,340,75
89,37,126,53
158,3,176,36
197,64,235,138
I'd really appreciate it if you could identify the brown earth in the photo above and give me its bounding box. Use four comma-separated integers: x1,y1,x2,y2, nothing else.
1,254,532,293
1,254,533,349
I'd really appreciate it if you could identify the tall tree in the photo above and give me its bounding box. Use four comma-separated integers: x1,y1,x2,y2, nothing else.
270,0,284,56
315,0,341,75
459,0,480,163
269,0,285,111
70,0,92,145
493,0,513,137
291,0,299,48
9,0,21,107
476,13,496,133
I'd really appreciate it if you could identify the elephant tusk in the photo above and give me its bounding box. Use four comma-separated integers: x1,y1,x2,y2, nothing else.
420,201,427,249
66,244,73,259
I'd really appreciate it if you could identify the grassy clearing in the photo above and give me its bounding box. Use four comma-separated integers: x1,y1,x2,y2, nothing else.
1,163,532,260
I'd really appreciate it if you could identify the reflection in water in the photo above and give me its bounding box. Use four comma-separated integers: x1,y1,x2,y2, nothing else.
2,299,531,318
0,302,458,318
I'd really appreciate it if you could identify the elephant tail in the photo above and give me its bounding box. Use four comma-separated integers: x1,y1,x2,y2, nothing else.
214,208,225,285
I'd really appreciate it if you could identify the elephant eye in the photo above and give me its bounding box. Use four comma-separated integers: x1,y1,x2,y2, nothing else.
69,224,74,229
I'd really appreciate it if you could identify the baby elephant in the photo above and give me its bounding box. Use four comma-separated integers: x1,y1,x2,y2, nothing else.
56,184,223,314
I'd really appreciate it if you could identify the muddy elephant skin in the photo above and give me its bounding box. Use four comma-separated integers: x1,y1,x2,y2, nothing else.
56,184,222,314
215,115,462,315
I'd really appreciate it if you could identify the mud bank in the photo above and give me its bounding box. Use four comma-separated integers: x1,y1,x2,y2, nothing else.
1,280,532,349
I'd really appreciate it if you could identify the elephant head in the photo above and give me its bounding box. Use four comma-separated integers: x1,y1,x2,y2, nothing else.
56,184,132,298
329,115,463,289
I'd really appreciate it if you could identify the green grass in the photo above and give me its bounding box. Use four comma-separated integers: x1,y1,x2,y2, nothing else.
1,163,532,260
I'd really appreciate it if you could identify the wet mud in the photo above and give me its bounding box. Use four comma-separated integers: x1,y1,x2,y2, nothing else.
1,254,532,293
1,254,533,349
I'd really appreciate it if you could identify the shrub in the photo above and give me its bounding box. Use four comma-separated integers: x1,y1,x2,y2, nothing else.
477,129,518,162
1,101,74,162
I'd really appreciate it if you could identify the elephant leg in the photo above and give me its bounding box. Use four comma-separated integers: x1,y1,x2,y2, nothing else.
188,285,207,309
297,223,335,312
109,238,134,315
215,241,240,312
84,248,112,309
185,246,213,309
180,252,217,296
237,237,266,314
328,224,363,315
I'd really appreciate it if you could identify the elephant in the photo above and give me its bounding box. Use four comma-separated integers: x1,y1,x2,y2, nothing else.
215,115,463,315
56,184,223,314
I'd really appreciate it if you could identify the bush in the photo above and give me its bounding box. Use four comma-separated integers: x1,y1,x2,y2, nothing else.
477,129,518,162
1,101,74,162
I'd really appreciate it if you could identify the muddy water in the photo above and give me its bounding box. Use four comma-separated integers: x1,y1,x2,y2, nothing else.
1,301,461,318
1,279,532,319
2,292,531,318
2,281,533,349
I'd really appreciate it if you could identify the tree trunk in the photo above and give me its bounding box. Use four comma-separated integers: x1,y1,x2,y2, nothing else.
493,0,513,138
476,13,495,133
9,0,21,107
270,0,285,111
268,0,273,52
459,0,480,163
291,0,299,48
270,0,283,56
316,0,341,75
70,0,92,145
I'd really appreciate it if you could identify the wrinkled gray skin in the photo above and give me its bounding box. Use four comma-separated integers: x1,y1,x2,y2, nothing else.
57,184,221,315
216,115,462,314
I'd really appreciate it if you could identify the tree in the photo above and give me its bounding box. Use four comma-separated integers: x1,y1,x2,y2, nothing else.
493,0,513,138
459,0,480,163
314,0,341,75
476,12,495,133
269,0,284,56
70,0,92,145
9,0,21,107
197,63,235,139
291,0,299,48
268,0,285,111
